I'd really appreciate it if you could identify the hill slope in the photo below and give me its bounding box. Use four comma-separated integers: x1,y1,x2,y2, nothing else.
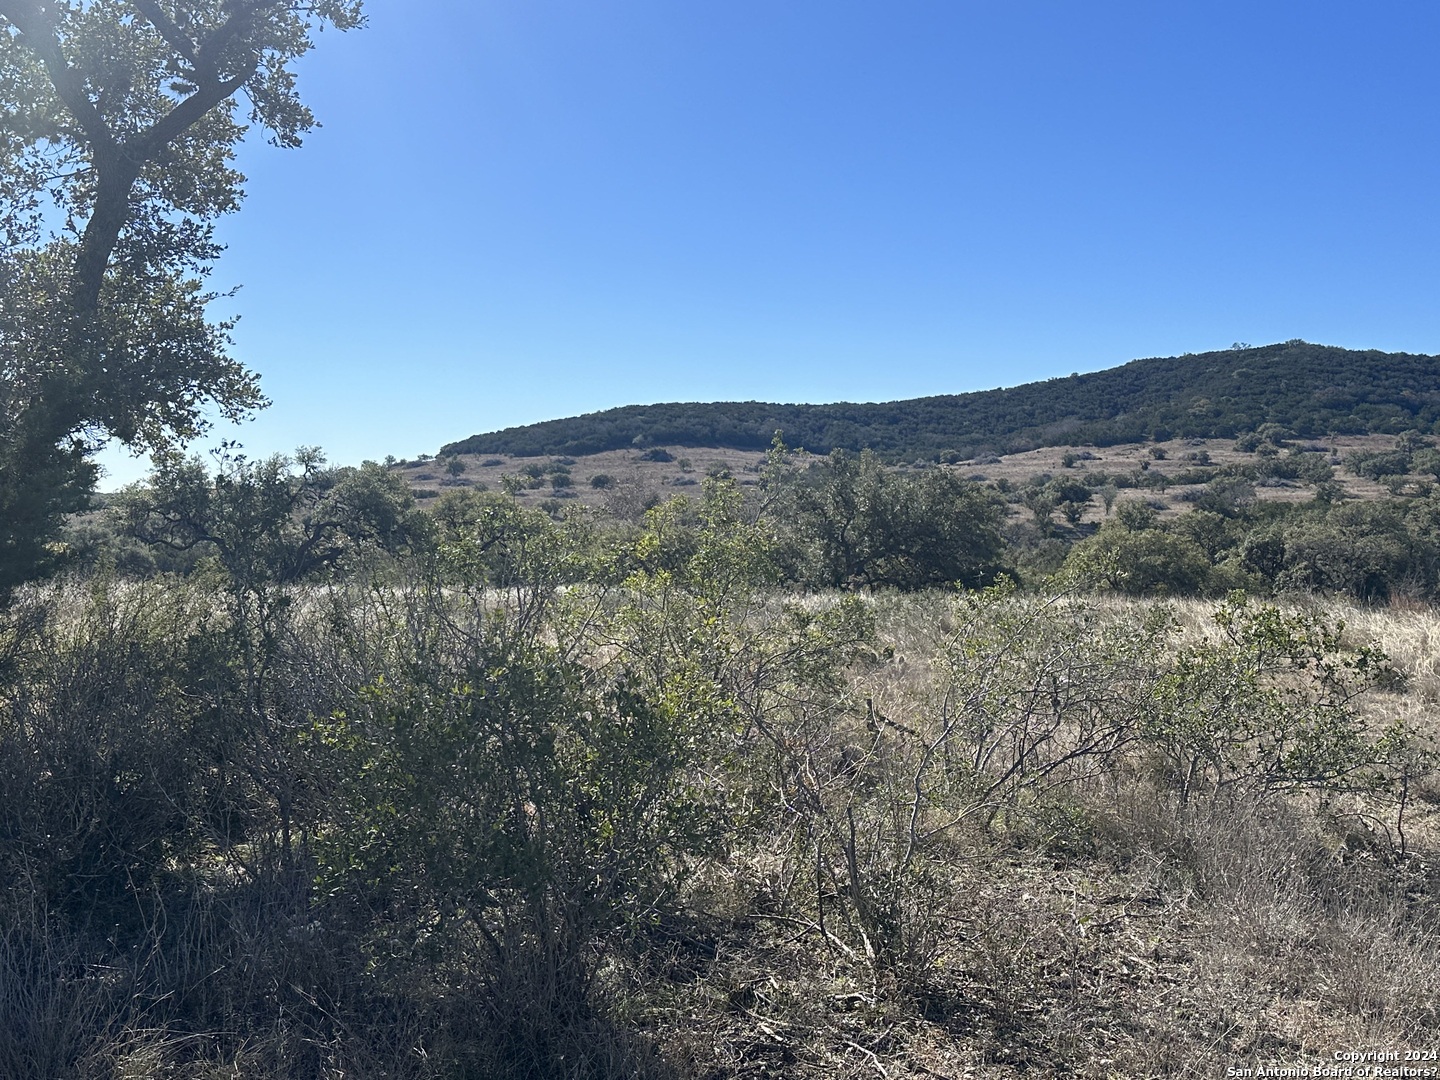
442,341,1440,460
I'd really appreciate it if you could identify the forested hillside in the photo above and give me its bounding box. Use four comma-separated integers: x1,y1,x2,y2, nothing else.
442,341,1440,459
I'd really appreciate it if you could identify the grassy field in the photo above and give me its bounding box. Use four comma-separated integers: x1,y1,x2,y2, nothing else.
630,590,1440,1078
2,561,1436,1078
398,433,1406,525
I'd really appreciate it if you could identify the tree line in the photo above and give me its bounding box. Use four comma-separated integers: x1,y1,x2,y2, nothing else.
36,430,1440,610
442,341,1440,461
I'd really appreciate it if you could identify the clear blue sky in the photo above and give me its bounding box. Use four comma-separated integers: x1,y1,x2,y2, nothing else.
100,0,1440,485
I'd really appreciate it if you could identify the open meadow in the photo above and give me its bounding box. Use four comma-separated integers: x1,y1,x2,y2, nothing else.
5,490,1438,1078
10,4,1440,1078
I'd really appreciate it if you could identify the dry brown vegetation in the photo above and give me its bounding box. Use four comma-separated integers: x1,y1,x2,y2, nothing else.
3,541,1437,1078
400,433,1405,526
625,590,1440,1079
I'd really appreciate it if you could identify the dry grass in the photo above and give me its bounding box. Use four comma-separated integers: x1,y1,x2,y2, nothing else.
400,433,1410,526
626,591,1440,1078
3,582,1438,1078
397,446,770,512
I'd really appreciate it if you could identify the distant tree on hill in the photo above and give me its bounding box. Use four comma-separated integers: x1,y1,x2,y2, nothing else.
440,342,1440,463
772,447,1007,591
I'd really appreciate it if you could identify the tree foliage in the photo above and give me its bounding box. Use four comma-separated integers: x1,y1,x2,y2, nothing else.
442,342,1440,460
1150,594,1402,803
0,0,364,598
115,444,419,589
768,445,1008,591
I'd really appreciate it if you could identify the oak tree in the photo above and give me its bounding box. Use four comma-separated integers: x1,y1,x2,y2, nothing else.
0,0,364,598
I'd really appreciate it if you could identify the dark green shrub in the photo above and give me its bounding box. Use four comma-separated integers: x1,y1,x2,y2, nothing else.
1347,449,1411,480
1067,521,1212,596
770,447,1008,590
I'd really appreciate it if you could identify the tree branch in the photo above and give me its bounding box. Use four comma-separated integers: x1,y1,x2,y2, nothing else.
194,0,285,82
132,0,200,67
133,69,251,160
0,1,117,157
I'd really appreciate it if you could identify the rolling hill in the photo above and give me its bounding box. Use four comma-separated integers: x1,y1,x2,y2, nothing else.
441,341,1440,460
